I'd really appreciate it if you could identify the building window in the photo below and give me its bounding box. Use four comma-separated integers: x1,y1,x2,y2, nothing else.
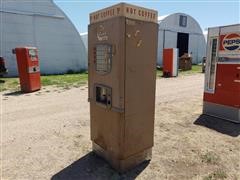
179,15,187,27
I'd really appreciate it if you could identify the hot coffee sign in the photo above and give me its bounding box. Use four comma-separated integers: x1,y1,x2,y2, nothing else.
90,3,158,24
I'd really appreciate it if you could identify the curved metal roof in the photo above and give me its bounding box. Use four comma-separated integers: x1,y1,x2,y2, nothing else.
158,13,203,34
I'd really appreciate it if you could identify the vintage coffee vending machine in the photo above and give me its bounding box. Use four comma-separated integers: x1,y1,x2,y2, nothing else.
88,3,158,171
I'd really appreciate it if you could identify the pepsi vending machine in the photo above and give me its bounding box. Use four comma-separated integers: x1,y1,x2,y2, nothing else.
203,24,240,123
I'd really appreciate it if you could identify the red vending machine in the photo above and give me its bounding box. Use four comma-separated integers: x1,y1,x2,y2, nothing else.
162,48,178,77
203,24,240,123
13,47,41,93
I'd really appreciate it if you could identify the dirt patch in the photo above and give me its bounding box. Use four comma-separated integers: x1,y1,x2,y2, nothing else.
1,74,240,179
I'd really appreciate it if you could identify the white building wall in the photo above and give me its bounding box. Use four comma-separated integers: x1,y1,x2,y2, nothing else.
164,31,178,48
189,34,199,63
157,30,164,64
197,34,207,63
0,0,87,76
80,33,88,51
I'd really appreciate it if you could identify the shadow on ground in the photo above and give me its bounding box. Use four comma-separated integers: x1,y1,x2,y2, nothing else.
3,91,24,96
194,114,240,137
3,90,42,96
51,152,149,180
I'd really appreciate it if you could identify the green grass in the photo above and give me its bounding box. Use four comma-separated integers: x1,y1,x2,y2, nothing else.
156,64,202,77
0,78,19,92
41,72,88,87
203,169,228,180
0,65,202,92
156,69,163,77
201,151,220,165
0,72,88,92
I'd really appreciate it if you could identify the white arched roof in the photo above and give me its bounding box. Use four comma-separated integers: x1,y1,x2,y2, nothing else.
158,14,170,22
158,13,203,35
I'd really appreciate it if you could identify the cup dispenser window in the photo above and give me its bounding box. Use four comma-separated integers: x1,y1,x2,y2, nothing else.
95,85,112,108
28,49,38,60
95,44,112,74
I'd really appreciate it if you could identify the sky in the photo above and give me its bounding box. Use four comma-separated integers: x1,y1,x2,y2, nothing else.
54,0,240,34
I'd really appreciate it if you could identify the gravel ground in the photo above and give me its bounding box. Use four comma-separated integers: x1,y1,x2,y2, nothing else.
1,73,240,180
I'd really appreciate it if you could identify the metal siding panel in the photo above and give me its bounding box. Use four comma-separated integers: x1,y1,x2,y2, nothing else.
80,34,88,50
197,34,207,63
164,31,177,48
157,30,164,65
34,15,87,73
189,34,198,64
3,1,34,12
2,0,56,15
1,13,35,76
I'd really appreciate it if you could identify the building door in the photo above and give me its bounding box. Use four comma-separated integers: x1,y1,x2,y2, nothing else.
177,32,189,57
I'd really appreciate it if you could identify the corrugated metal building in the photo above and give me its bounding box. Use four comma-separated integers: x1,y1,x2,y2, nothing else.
0,0,87,77
157,13,206,65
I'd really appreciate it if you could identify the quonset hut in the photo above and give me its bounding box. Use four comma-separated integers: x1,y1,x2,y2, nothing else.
0,0,87,76
157,13,206,65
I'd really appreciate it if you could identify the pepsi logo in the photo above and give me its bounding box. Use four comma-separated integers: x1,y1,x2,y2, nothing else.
222,33,240,51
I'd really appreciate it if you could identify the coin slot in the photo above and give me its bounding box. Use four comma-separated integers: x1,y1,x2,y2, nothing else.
95,85,112,108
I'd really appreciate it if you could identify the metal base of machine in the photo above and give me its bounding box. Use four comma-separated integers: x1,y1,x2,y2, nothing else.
92,142,152,172
203,102,240,123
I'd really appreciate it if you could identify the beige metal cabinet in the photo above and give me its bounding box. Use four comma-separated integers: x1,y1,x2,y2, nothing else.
88,3,158,172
